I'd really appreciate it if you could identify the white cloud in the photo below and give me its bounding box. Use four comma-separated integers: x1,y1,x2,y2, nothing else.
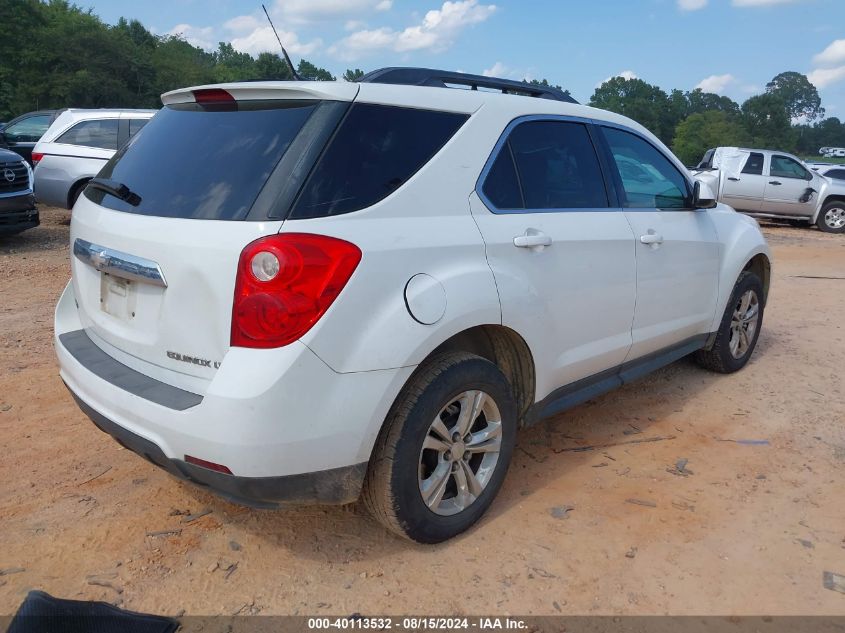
813,39,845,67
229,26,322,56
677,0,708,10
166,23,216,50
595,70,638,88
731,0,802,6
329,0,497,60
482,62,510,77
375,0,393,9
695,73,736,94
808,65,845,89
345,19,367,31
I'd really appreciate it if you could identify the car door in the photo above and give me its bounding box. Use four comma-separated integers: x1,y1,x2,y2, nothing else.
470,117,637,400
597,125,720,361
720,151,765,212
764,154,816,216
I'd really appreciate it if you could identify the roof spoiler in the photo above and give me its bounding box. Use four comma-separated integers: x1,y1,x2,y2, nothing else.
358,67,578,104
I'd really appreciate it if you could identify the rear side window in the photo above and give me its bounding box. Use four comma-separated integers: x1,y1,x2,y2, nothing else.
601,127,690,209
481,120,608,211
57,119,119,150
128,118,149,138
86,101,318,220
741,152,764,175
290,104,468,219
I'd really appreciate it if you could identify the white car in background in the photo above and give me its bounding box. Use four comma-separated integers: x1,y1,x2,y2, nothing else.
54,68,771,543
33,109,156,209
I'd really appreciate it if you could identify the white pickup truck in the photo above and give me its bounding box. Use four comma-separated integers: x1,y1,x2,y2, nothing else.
692,147,845,233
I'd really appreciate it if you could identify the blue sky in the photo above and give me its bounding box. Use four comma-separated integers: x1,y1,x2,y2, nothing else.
85,0,844,115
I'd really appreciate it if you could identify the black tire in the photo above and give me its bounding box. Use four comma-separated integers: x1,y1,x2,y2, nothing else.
816,201,845,233
695,271,764,374
363,352,517,543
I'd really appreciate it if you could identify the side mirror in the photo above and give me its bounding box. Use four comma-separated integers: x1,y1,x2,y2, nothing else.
693,180,717,209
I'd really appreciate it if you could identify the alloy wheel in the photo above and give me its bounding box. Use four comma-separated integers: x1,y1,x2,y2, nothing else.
729,289,760,359
418,390,502,516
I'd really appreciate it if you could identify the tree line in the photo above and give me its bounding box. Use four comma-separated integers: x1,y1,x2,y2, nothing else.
589,71,842,165
2,0,844,166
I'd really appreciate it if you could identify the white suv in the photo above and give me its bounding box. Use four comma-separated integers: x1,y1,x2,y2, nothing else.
54,68,771,543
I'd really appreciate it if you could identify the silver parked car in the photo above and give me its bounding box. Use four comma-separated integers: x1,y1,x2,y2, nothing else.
33,109,156,209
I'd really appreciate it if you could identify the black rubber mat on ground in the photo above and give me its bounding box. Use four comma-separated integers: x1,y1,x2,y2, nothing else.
7,591,179,633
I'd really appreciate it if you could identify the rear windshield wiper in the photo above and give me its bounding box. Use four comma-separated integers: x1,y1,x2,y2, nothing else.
87,178,142,207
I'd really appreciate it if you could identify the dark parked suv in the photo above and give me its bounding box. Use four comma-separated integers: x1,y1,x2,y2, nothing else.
0,147,38,236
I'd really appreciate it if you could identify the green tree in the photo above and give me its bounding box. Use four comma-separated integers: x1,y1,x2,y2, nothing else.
255,52,294,80
672,111,750,166
213,42,259,83
343,68,365,82
765,71,824,122
685,88,740,116
297,60,335,81
523,78,572,100
590,77,673,144
741,93,794,150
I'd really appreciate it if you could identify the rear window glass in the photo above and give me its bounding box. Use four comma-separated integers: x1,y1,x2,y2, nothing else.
57,119,119,150
86,101,318,220
741,152,764,175
290,104,468,219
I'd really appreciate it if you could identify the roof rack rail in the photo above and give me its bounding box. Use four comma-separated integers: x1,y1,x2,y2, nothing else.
358,67,578,104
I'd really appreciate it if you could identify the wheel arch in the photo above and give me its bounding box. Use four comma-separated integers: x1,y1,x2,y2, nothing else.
817,195,845,225
424,325,536,423
67,177,91,209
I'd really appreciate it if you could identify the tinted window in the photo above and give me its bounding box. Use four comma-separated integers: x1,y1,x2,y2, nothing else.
291,104,468,219
5,114,52,142
128,118,149,138
482,146,523,209
494,120,608,210
825,169,845,180
57,119,119,150
770,155,809,180
741,152,764,175
601,127,689,209
86,101,318,220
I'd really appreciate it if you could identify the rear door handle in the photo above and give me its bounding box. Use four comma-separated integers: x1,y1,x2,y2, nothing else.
769,181,782,186
640,233,664,245
727,177,740,182
513,230,552,250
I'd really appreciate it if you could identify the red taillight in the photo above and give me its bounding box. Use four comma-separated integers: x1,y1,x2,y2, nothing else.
185,455,233,475
31,152,43,166
231,233,362,349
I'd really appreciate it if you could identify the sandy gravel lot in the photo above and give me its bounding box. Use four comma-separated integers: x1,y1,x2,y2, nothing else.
1,207,844,617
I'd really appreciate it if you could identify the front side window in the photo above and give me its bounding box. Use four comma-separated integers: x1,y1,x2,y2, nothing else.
291,104,468,219
825,168,845,180
770,155,809,180
741,152,764,175
57,119,119,150
4,114,52,142
481,120,608,211
601,127,689,209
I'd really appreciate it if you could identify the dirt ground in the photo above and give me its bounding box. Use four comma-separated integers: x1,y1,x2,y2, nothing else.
1,206,844,617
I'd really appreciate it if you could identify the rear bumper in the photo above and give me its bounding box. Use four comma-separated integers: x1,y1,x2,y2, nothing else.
54,282,413,506
0,193,38,234
66,386,366,507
